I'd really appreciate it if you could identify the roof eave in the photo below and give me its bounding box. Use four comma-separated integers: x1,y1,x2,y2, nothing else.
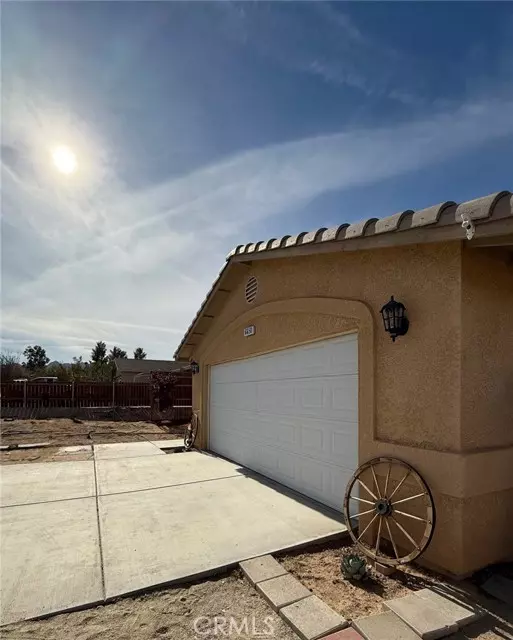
174,190,512,360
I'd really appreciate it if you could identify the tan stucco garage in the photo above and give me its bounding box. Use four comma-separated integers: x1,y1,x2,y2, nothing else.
175,190,513,578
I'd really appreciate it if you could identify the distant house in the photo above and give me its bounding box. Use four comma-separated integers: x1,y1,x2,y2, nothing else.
114,358,189,383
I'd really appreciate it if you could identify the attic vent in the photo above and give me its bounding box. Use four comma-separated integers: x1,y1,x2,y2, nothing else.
245,276,258,304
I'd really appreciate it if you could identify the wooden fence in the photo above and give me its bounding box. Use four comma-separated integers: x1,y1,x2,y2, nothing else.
0,378,192,412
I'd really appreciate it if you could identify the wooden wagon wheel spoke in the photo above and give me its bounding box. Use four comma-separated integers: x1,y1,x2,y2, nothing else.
394,510,429,523
349,507,376,519
343,457,436,567
385,518,399,560
371,465,382,498
357,478,378,501
392,492,427,506
391,515,420,550
388,470,410,500
384,462,392,497
349,496,374,505
357,513,379,541
375,516,383,555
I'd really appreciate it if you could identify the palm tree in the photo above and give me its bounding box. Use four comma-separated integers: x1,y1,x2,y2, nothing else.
133,347,147,360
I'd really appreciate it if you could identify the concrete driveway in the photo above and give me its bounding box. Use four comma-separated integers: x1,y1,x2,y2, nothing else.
0,442,346,625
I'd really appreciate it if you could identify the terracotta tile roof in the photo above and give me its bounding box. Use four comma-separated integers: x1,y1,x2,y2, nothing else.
175,190,512,359
228,190,511,258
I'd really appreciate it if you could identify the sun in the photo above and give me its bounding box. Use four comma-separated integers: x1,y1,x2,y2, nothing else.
51,145,78,175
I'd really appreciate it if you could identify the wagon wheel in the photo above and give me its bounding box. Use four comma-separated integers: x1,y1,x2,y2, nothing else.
183,411,199,451
343,457,435,566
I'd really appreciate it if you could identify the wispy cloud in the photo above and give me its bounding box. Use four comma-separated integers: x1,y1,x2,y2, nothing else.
216,2,424,103
3,88,513,360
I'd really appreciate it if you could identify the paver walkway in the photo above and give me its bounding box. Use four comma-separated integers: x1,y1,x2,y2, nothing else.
240,555,347,640
241,554,486,640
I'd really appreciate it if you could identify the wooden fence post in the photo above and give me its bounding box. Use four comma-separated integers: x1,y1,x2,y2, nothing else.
71,381,75,408
112,381,116,407
23,380,27,408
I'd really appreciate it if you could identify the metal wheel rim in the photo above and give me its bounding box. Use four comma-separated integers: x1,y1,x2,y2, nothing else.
343,457,435,566
183,412,198,450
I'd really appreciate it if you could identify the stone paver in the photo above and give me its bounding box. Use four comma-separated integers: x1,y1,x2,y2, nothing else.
354,611,420,640
58,445,92,454
94,441,165,460
240,554,288,585
256,573,311,611
320,628,364,639
385,593,458,639
482,575,513,607
415,589,483,626
280,595,348,640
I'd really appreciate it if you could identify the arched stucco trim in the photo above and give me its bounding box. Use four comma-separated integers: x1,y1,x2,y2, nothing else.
194,297,375,455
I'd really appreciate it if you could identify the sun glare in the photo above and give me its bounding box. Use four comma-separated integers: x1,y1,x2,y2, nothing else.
51,145,78,175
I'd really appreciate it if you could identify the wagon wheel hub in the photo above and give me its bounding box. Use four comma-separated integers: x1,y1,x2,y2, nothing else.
375,498,392,517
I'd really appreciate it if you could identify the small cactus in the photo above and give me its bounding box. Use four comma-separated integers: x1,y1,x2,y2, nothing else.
341,553,368,581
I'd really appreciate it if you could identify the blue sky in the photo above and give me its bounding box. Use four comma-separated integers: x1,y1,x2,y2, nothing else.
2,2,512,362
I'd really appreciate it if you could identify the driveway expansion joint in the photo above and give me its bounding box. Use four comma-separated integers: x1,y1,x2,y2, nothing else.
92,444,107,601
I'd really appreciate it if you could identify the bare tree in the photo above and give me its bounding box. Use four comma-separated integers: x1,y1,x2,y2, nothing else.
0,351,26,381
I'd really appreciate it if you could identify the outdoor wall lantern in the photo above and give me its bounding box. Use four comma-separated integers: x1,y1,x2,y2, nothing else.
380,296,409,342
190,361,200,375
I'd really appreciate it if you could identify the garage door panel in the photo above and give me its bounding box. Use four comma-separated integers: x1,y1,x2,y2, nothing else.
300,424,324,452
209,334,358,511
332,427,359,459
257,381,296,412
277,451,296,481
212,334,357,385
211,384,257,413
299,457,324,492
211,406,357,468
211,426,355,511
256,378,357,421
330,378,358,413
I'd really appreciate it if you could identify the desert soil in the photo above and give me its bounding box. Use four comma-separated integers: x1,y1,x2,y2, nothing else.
280,539,416,620
0,418,187,464
279,540,513,639
1,571,298,640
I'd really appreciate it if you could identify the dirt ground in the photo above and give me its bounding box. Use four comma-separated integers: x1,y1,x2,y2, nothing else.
279,540,513,639
0,418,187,464
1,571,298,640
280,540,413,620
1,541,512,639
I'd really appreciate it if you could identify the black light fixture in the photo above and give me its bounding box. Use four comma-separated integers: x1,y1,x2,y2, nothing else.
380,296,409,342
190,361,200,375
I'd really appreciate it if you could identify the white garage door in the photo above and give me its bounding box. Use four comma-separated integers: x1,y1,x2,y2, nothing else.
209,333,358,511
